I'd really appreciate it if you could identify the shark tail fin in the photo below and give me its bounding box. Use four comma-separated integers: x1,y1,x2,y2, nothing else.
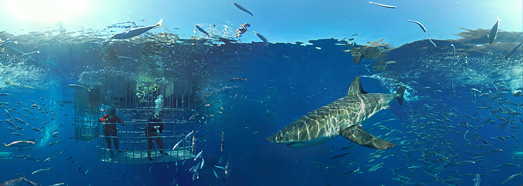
395,86,406,106
156,19,164,27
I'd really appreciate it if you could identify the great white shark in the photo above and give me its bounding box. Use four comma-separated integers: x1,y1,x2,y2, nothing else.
266,76,405,149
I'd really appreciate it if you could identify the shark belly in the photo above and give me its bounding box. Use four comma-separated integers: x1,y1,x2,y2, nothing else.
286,134,336,148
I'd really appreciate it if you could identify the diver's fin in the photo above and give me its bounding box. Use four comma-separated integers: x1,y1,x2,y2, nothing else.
340,125,395,150
395,86,406,106
347,76,367,96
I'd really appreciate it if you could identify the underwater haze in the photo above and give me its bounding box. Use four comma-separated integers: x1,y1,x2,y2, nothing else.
0,0,522,186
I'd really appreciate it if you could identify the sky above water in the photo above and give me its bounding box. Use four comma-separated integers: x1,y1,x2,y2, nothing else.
1,0,521,46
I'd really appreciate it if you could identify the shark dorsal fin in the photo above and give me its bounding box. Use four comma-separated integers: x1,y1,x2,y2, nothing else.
347,76,367,96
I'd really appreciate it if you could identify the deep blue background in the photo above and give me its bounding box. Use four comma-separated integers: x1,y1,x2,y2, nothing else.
0,34,522,186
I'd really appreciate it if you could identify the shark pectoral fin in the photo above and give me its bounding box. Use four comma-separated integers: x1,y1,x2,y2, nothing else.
340,125,396,150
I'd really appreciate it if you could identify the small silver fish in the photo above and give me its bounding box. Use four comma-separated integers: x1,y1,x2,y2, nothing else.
4,141,35,148
190,164,200,180
66,84,91,92
213,169,219,178
255,32,268,43
428,37,437,47
44,156,55,162
195,25,210,37
232,2,253,16
185,130,194,140
221,131,225,152
4,109,10,118
407,19,427,33
31,167,51,175
194,150,203,161
192,136,197,152
504,41,523,60
13,117,25,125
368,1,397,9
172,139,182,150
0,40,17,47
502,172,522,184
22,50,39,56
368,162,383,172
12,133,23,136
225,158,231,175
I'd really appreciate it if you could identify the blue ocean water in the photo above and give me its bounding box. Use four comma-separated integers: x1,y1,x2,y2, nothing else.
0,1,522,186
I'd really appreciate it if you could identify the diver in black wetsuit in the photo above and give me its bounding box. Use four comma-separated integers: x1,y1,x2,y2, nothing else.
146,115,168,161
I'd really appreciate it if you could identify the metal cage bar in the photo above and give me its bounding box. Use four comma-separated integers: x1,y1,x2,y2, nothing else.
73,89,103,141
97,121,194,164
74,76,198,163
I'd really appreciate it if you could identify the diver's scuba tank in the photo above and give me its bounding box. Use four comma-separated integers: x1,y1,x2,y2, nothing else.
153,125,160,134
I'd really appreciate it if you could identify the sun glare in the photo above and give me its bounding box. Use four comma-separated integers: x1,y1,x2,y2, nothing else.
5,0,88,23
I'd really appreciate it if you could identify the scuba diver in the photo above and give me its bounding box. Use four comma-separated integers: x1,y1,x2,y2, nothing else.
235,23,250,38
99,107,124,157
146,113,168,161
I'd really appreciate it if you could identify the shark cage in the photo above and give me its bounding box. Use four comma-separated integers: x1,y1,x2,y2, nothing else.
73,77,198,164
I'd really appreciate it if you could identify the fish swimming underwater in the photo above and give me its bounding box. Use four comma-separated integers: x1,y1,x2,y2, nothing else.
487,17,500,44
4,141,35,148
66,84,91,92
0,177,38,186
195,25,211,37
504,41,523,60
255,32,268,43
111,19,163,39
266,76,405,149
368,1,397,9
407,19,427,33
232,2,253,16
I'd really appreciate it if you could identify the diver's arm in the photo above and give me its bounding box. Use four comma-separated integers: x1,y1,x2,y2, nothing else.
159,124,164,133
117,116,124,124
99,114,107,122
